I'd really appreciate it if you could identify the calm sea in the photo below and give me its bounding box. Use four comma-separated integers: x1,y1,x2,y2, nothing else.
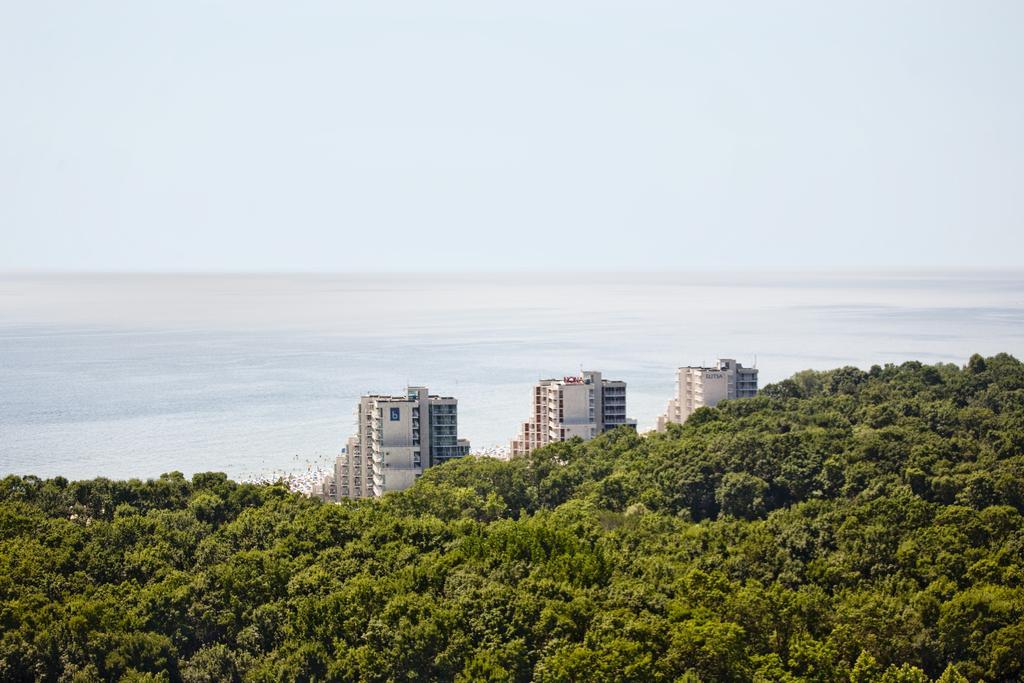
1,271,1022,482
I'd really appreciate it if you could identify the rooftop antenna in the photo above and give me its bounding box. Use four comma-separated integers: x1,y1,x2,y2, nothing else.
754,354,757,369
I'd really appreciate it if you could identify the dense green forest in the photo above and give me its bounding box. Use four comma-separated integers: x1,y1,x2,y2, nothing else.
2,354,1023,682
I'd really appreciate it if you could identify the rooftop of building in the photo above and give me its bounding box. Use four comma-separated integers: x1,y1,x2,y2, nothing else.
677,358,758,371
535,371,626,386
364,394,455,400
361,388,457,402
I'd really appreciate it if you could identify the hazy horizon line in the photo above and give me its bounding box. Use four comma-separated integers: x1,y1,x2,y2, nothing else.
3,266,1023,277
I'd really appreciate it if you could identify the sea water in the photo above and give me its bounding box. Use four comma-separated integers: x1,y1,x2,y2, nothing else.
1,271,1022,482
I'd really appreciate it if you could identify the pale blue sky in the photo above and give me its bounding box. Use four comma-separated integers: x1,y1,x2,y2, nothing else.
2,1,1022,271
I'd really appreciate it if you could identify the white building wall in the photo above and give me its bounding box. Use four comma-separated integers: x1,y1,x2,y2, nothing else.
511,371,635,456
334,386,469,500
657,359,759,430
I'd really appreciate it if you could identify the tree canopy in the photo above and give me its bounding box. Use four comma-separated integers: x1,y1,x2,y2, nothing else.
2,353,1023,681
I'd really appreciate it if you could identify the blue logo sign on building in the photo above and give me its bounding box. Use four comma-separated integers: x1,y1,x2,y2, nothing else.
390,407,400,421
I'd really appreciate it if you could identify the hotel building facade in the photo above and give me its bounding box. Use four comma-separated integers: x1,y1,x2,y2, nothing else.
511,371,636,457
324,386,470,500
656,358,758,430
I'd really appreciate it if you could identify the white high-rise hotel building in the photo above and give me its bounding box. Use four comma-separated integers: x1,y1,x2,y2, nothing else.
656,359,758,430
324,386,470,500
511,371,636,456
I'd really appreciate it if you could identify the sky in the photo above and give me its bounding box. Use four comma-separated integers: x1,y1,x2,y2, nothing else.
1,1,1022,272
